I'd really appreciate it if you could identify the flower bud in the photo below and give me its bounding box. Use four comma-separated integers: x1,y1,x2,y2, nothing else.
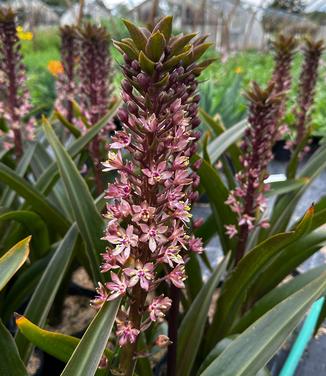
155,335,172,348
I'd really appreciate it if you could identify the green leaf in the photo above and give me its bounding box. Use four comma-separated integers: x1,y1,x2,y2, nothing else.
2,252,53,322
200,108,225,135
61,299,121,376
194,156,236,254
55,111,82,138
0,236,30,291
286,130,311,179
185,252,203,302
145,31,166,61
0,211,49,258
15,225,78,364
41,118,104,284
202,132,211,164
249,229,326,303
152,16,173,42
0,320,27,376
122,19,147,51
207,119,248,164
199,108,242,172
0,162,70,234
269,142,326,235
30,143,73,221
232,263,326,334
199,270,326,376
294,196,326,232
178,255,229,376
139,51,155,74
194,214,215,246
136,333,153,376
265,178,309,197
16,315,79,363
15,315,112,373
199,337,277,376
198,337,235,375
35,102,120,196
206,206,314,349
0,142,37,208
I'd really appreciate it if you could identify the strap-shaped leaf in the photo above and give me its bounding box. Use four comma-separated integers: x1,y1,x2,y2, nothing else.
200,108,225,135
15,225,78,364
269,142,326,235
200,269,326,376
15,316,111,376
41,119,104,283
200,107,243,172
194,156,236,254
55,110,82,138
0,211,49,258
30,143,73,221
61,298,121,376
0,142,36,208
248,229,326,302
0,236,30,291
3,252,52,322
198,336,270,376
35,101,120,196
207,118,248,164
0,320,27,376
206,206,314,350
265,178,308,197
232,263,326,334
0,163,70,234
178,255,229,376
185,252,203,302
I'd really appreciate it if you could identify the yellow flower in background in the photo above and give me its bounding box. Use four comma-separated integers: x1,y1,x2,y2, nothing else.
16,26,33,41
234,66,244,74
47,60,64,76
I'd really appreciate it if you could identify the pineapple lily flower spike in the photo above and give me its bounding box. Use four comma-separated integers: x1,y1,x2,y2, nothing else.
0,8,33,158
91,16,213,375
77,22,114,193
225,82,284,264
270,34,297,138
55,25,78,125
293,38,324,151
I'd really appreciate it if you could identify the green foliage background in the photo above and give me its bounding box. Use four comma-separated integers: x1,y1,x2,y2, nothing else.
21,24,326,136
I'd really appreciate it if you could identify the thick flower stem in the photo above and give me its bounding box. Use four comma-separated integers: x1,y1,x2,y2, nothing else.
13,128,23,159
119,285,147,375
90,135,104,194
167,284,180,376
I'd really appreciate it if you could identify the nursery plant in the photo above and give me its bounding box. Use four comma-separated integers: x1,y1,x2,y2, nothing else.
0,8,326,376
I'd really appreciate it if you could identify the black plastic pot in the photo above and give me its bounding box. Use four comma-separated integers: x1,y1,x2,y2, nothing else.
272,140,291,162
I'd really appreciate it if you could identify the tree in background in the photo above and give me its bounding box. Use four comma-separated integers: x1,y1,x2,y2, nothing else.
262,0,312,34
269,0,305,14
